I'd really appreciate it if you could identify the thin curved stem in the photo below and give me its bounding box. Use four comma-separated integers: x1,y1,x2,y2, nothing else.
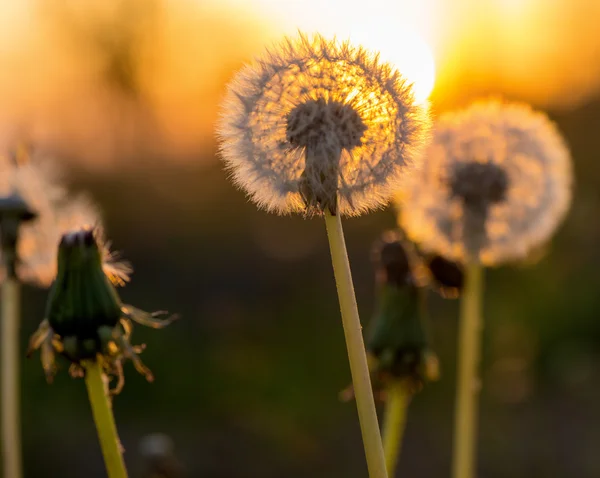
2,277,22,478
452,261,484,478
324,211,388,478
382,381,411,477
83,360,128,478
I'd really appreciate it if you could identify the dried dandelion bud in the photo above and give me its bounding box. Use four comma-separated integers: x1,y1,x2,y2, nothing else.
217,33,430,216
398,100,573,265
367,233,439,392
28,229,176,390
371,231,412,287
45,229,123,360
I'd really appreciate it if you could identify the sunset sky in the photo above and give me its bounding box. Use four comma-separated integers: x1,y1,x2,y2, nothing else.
0,0,599,168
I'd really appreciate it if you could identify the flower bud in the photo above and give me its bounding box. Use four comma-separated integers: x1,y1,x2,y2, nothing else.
28,228,177,390
45,229,123,361
367,233,439,392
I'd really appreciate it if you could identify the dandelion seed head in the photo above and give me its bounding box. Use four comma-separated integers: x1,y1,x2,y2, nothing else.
217,33,430,216
0,148,130,285
398,99,573,265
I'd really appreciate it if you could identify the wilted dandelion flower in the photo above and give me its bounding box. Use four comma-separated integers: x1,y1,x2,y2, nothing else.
398,100,572,265
367,232,439,392
217,33,430,216
0,147,129,285
27,228,176,391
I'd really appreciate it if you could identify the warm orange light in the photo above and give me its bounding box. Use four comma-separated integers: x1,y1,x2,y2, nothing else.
348,28,436,103
241,0,437,102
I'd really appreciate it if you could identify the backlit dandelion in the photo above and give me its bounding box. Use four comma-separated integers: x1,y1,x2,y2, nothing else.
398,100,572,265
217,33,432,478
396,99,573,478
217,33,429,217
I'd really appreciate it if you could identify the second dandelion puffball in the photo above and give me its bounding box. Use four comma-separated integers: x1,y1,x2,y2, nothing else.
398,100,573,264
217,33,430,216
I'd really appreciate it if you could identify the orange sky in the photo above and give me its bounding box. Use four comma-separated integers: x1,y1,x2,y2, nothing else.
0,0,599,169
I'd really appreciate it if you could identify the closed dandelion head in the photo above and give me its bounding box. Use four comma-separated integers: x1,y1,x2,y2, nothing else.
217,33,430,217
398,100,573,265
366,232,439,393
27,228,177,392
371,230,414,287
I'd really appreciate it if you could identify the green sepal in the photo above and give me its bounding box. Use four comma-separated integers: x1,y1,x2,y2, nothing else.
367,283,426,354
366,282,438,387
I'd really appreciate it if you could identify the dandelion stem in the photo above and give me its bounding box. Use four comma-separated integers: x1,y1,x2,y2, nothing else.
2,276,22,478
84,360,128,478
382,381,411,476
452,261,484,478
324,211,388,478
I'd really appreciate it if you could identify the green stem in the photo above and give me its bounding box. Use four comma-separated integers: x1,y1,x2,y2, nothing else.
452,261,484,478
83,360,128,478
324,211,388,478
2,277,22,478
382,381,411,476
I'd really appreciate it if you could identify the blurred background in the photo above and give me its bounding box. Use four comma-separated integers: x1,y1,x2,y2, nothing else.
1,0,600,476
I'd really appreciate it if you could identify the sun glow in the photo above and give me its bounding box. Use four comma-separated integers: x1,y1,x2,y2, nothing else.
228,0,438,102
347,26,436,103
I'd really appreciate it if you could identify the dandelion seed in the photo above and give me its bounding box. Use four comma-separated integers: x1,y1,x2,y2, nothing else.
398,99,573,265
217,33,430,216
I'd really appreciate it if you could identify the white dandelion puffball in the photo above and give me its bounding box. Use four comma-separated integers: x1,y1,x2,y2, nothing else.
0,149,130,286
217,33,430,217
398,100,573,265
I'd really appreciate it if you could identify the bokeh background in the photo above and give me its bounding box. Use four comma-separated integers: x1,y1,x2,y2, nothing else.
2,0,600,476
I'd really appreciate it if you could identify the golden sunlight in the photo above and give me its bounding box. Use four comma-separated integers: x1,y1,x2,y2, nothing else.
348,27,436,103
236,0,438,101
2,0,600,170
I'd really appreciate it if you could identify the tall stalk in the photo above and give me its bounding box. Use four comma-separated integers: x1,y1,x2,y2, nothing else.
84,360,128,478
324,211,388,478
382,381,411,476
2,276,22,478
452,261,484,478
